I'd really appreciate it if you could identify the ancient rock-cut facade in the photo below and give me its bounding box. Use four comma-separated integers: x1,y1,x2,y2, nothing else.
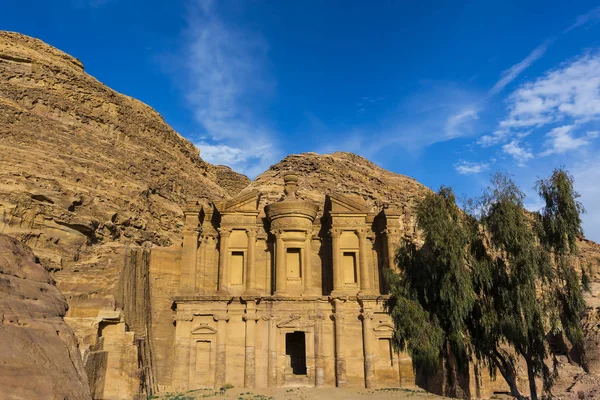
156,173,419,390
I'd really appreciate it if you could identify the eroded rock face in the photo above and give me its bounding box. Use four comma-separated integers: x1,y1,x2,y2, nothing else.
214,165,251,196
0,233,91,400
579,239,600,375
0,30,247,319
0,31,247,398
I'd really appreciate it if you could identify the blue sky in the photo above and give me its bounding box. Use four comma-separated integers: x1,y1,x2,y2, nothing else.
2,1,600,242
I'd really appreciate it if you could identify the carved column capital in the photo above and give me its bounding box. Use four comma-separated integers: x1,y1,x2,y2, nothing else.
355,227,369,237
218,227,232,238
331,313,346,322
261,314,280,322
246,227,258,237
213,313,230,322
359,310,375,321
243,313,260,322
175,310,194,322
270,228,284,237
384,228,400,236
329,228,341,238
309,312,327,321
202,234,217,243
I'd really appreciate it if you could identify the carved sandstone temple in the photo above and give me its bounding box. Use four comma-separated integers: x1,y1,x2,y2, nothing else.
156,173,419,391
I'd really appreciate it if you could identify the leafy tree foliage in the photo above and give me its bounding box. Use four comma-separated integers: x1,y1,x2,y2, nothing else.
386,169,588,400
536,170,587,370
387,187,473,383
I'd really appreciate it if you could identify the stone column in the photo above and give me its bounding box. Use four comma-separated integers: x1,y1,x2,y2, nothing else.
357,229,372,294
181,229,199,293
218,228,231,293
303,229,314,294
245,228,257,294
310,312,327,387
213,313,230,388
332,299,347,387
330,228,343,295
172,310,194,390
197,236,206,293
360,310,375,388
243,306,259,388
385,229,396,271
262,314,280,387
274,230,286,295
181,205,200,293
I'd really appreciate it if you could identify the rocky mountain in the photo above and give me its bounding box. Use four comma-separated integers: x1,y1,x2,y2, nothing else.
245,152,430,213
0,233,91,400
0,30,249,324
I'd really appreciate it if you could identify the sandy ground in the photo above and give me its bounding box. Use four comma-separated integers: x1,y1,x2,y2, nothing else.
153,387,451,400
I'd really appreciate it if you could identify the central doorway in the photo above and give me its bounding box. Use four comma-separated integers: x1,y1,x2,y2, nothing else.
285,331,307,375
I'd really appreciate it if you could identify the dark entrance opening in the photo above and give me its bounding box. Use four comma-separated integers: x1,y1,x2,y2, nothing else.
285,331,307,375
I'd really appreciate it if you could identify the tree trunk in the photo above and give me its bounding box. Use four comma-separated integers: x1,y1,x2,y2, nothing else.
497,363,524,399
526,360,538,400
490,349,525,400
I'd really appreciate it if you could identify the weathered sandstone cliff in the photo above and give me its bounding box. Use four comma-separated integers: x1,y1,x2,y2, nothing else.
0,233,91,400
0,30,245,398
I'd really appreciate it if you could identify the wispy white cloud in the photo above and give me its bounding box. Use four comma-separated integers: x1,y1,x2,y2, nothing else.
177,0,280,177
446,108,480,139
488,41,551,95
540,125,589,156
564,6,600,33
502,140,533,165
395,82,484,146
315,82,484,157
473,7,600,164
476,51,600,165
454,160,490,175
500,52,600,130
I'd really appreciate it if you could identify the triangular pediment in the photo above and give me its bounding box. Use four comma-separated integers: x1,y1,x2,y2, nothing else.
328,193,370,213
276,314,301,328
216,190,260,213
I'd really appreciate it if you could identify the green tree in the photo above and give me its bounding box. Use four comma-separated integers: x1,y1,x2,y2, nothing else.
386,187,474,395
473,173,554,400
387,170,588,400
536,169,587,370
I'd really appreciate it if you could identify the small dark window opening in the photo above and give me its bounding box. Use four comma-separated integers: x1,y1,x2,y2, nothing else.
285,331,307,375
